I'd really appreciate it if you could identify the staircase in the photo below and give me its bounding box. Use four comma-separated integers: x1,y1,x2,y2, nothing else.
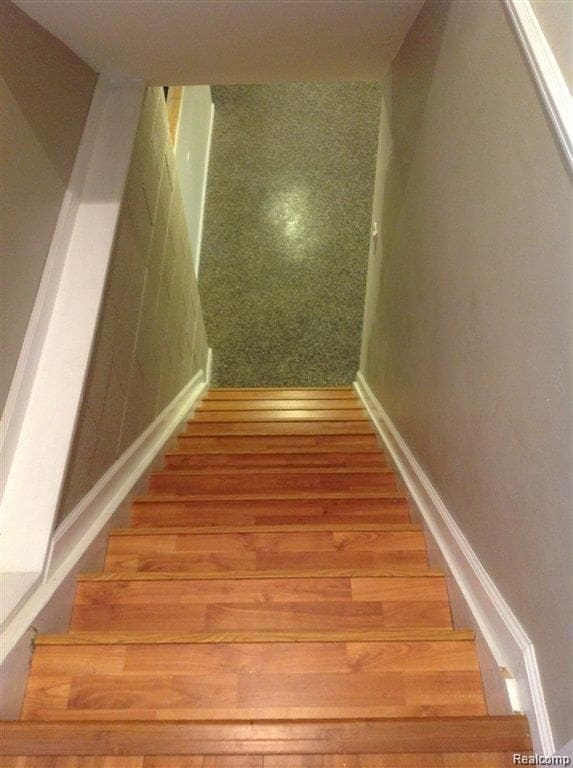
4,387,531,765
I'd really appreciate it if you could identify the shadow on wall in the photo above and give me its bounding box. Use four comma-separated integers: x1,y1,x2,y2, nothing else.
382,0,451,254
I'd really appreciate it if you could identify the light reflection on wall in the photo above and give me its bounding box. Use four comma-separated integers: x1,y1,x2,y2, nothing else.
266,183,317,260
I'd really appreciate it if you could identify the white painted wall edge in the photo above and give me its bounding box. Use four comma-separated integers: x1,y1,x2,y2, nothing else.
504,0,573,173
205,346,214,385
354,370,555,756
1,77,107,494
0,76,145,584
0,368,208,664
194,101,215,277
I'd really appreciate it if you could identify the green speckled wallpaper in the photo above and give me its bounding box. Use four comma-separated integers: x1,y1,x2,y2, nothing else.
199,82,381,387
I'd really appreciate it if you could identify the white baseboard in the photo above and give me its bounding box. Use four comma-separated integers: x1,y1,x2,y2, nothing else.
0,369,207,665
354,371,555,756
205,347,214,385
194,101,215,277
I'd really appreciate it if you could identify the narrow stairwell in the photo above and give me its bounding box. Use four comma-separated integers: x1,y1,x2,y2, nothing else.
4,388,531,765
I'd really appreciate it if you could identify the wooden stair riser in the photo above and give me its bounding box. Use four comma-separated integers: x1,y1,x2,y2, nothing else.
70,576,452,633
164,451,387,470
104,531,428,573
177,434,380,451
130,498,411,528
22,641,486,721
148,471,398,496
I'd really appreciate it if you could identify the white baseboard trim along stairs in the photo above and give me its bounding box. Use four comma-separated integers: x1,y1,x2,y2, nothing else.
354,371,555,756
0,362,211,719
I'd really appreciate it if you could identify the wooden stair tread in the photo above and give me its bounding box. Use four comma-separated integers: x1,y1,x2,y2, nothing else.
109,523,422,536
79,567,444,581
152,467,394,476
176,435,379,451
2,716,532,754
36,628,475,645
164,450,386,470
183,423,375,435
129,497,412,527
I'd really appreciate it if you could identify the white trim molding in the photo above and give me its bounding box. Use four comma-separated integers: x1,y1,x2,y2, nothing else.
194,100,215,277
0,76,145,599
1,369,208,662
1,78,111,492
504,0,573,173
354,370,555,756
205,346,214,386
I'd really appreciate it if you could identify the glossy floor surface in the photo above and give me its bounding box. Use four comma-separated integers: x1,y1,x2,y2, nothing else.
199,83,381,387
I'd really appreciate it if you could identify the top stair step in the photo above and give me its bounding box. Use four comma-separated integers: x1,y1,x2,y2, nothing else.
205,388,357,400
198,399,364,411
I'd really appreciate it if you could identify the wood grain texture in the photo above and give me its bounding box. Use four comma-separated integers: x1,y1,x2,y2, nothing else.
197,400,364,411
37,629,475,645
22,663,487,720
78,568,443,581
104,530,427,573
13,750,517,767
191,410,368,422
12,387,531,760
1,754,532,767
176,435,379,451
133,492,407,504
184,423,374,436
147,469,397,496
164,451,386,470
70,576,452,633
110,524,422,536
129,497,411,528
2,717,532,754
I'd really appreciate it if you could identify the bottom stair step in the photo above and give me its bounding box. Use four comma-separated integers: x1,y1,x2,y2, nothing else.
2,717,532,755
1,755,536,767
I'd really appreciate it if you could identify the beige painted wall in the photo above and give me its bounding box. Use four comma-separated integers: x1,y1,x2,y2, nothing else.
0,0,97,414
173,86,213,272
530,0,572,89
361,0,572,748
58,88,209,522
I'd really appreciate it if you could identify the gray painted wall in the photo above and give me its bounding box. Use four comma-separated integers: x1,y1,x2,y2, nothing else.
0,0,97,414
361,0,572,748
58,88,209,522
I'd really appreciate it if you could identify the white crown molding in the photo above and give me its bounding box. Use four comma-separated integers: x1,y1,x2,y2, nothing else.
504,0,573,172
1,369,207,662
354,371,555,756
